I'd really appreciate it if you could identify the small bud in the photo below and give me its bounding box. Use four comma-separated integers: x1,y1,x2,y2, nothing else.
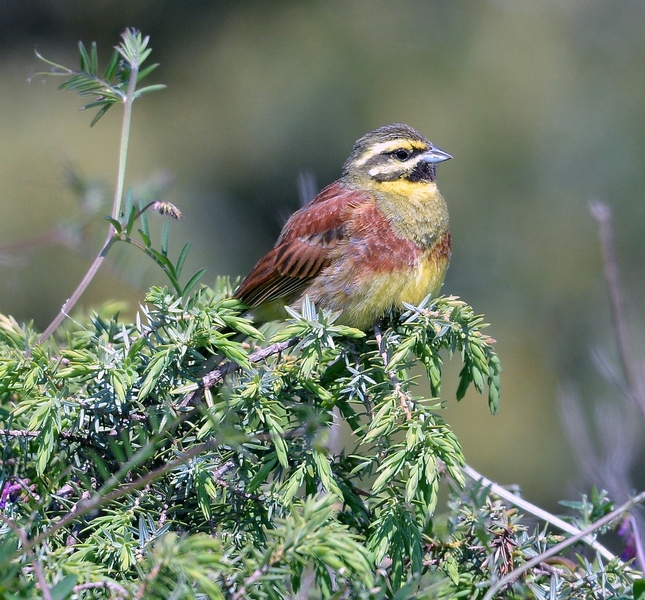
152,201,182,220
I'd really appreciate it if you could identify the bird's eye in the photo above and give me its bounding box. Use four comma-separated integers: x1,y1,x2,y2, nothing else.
393,149,411,161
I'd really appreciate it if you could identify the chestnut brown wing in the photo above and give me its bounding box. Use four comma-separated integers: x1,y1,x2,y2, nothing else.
234,181,368,307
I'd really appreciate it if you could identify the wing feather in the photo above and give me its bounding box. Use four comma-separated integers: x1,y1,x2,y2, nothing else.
234,181,368,308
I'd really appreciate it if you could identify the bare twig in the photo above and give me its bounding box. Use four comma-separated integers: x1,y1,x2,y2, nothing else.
589,201,645,417
34,237,115,349
204,337,299,388
629,513,645,576
0,429,40,438
35,47,141,349
482,489,645,600
463,464,617,562
210,460,262,503
587,201,645,571
0,428,102,444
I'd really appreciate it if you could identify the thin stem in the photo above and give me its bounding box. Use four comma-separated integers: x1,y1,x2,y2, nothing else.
463,464,617,562
231,562,273,600
34,58,140,349
629,513,645,573
112,55,139,227
589,200,645,417
482,489,645,600
35,237,116,347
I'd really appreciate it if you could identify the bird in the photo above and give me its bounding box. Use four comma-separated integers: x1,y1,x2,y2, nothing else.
233,123,452,331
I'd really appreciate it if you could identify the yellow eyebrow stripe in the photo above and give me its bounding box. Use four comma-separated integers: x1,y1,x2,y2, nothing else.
354,139,426,165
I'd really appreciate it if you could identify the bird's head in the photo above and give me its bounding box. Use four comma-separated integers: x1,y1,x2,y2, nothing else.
342,123,452,190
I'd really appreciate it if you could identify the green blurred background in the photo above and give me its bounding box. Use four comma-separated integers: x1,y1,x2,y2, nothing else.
1,1,644,510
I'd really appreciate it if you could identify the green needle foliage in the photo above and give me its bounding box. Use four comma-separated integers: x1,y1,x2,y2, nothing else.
0,28,640,600
0,288,489,598
0,289,638,598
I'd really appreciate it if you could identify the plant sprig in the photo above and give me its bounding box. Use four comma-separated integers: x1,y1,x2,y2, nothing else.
34,29,164,127
32,30,201,349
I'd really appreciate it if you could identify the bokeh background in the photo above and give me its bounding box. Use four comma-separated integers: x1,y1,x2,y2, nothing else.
1,1,645,513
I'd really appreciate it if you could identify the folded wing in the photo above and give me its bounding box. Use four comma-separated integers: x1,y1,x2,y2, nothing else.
234,181,368,307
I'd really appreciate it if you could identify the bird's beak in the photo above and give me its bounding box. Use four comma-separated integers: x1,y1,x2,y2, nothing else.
422,146,452,164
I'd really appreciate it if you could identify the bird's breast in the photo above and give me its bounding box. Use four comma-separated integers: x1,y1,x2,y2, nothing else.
399,230,452,305
302,228,451,330
373,183,449,248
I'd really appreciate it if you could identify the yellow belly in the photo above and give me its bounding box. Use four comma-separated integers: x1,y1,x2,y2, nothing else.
315,249,450,330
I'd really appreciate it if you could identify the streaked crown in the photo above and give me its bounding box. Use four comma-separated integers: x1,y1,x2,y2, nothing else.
342,123,451,184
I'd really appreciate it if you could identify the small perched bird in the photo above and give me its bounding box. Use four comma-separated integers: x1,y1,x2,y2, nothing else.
234,124,452,330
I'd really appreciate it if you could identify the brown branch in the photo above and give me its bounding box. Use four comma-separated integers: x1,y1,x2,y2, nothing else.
34,236,116,349
209,460,263,504
0,428,98,443
135,562,161,600
0,429,39,438
182,337,299,407
628,513,645,575
205,337,299,387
